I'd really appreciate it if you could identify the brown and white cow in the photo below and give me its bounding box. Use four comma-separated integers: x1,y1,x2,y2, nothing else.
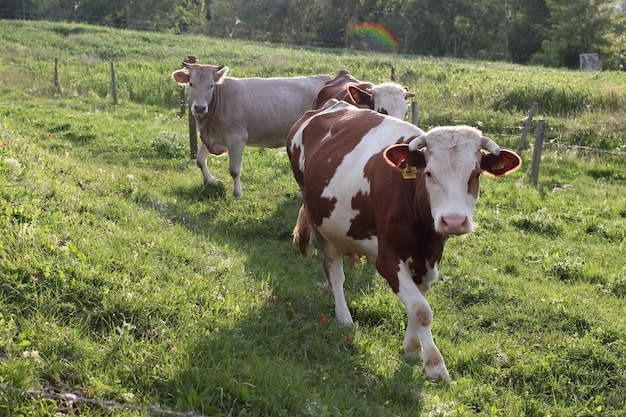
312,69,414,120
171,63,332,198
287,100,521,382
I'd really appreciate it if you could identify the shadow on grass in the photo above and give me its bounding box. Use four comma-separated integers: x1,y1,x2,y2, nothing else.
163,293,428,416
132,182,430,415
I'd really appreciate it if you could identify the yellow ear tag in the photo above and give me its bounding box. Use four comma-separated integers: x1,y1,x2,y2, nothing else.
402,163,418,179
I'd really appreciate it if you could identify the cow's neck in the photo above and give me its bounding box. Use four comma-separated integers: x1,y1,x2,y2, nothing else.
206,84,221,123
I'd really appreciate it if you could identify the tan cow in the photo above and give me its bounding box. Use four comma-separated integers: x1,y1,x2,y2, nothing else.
172,63,332,198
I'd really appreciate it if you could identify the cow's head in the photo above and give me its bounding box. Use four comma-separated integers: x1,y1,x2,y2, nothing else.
171,63,229,120
367,83,414,120
384,126,521,235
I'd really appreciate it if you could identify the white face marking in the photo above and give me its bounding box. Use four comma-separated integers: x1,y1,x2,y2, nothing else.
370,83,410,120
418,126,483,235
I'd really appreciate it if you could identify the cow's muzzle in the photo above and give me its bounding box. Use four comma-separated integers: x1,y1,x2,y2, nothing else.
438,215,471,235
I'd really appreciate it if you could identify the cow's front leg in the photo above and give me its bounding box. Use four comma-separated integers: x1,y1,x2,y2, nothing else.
196,142,222,186
397,265,450,382
227,140,245,199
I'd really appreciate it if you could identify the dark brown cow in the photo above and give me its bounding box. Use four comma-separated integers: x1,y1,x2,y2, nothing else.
287,99,521,382
312,69,414,120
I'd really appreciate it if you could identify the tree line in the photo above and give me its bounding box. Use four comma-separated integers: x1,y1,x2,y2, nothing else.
2,0,625,70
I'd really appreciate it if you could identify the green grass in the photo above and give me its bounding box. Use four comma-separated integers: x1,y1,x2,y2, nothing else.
1,19,626,416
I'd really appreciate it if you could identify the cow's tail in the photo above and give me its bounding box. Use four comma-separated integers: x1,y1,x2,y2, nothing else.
293,204,312,258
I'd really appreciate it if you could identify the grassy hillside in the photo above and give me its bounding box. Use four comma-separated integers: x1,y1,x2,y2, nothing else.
1,20,625,416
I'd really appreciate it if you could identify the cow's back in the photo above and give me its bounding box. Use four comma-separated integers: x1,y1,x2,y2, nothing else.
288,101,424,255
312,69,374,110
213,75,332,148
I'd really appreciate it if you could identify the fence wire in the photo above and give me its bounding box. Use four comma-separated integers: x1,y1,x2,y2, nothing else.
0,384,210,417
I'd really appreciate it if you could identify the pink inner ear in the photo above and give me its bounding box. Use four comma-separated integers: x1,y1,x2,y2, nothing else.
384,144,426,171
481,149,522,177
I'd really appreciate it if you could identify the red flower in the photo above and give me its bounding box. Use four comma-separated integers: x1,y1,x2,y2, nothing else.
47,132,52,137
343,335,349,341
321,315,329,323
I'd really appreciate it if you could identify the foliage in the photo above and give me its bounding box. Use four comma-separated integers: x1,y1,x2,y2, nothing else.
532,0,616,69
1,20,626,416
3,0,626,68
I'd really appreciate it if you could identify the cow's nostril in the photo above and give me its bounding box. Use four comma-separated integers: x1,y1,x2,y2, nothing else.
440,215,469,235
193,105,207,113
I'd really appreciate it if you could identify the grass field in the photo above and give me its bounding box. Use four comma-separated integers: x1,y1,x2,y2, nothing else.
1,20,625,416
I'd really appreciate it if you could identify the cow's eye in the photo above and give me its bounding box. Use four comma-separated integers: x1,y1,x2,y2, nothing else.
189,82,193,87
425,171,432,178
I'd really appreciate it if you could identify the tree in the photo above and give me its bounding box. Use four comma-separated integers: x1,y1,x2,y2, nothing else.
506,0,549,64
533,0,615,68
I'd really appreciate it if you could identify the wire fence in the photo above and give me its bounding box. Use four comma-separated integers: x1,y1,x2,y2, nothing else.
0,383,209,417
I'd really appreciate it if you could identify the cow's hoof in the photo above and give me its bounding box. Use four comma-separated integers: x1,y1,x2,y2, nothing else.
206,179,222,187
335,309,354,326
424,363,450,383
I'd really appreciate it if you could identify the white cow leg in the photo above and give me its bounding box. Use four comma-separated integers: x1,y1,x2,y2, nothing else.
402,305,422,356
317,234,353,325
398,270,450,382
327,257,353,325
196,143,221,186
227,142,245,199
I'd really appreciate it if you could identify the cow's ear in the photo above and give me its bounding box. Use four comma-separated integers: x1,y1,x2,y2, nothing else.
171,69,190,85
384,144,426,179
215,65,229,82
481,149,522,177
347,85,373,107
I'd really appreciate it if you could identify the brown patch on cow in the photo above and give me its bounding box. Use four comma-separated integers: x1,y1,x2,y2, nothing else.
348,190,377,241
468,162,481,198
413,302,432,327
299,108,384,225
359,152,446,293
313,69,374,110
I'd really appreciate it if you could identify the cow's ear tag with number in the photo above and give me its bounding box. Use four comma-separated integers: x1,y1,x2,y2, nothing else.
401,163,418,179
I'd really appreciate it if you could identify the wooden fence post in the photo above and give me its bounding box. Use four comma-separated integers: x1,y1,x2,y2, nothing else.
110,62,118,105
529,119,545,187
178,84,186,116
184,55,198,161
411,102,419,126
516,102,538,155
54,58,60,89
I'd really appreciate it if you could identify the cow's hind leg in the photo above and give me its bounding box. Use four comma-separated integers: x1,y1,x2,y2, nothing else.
196,142,222,186
313,228,353,325
293,204,312,258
